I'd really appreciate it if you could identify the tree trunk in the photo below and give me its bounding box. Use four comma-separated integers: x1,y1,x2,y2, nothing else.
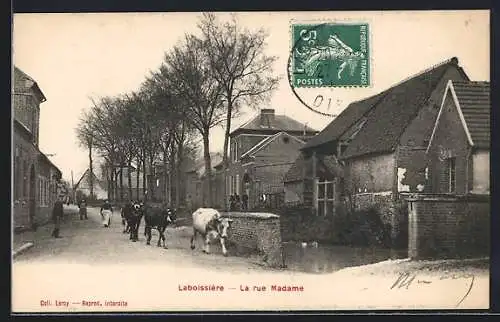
108,167,114,201
114,168,120,202
175,140,183,207
127,159,132,202
119,165,124,202
202,131,212,207
163,149,168,204
149,154,155,201
222,99,234,209
88,142,94,200
136,158,141,201
142,151,147,200
169,147,176,207
106,167,111,200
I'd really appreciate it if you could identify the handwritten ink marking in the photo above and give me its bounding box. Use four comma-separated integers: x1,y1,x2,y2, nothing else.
455,274,475,307
438,273,476,307
390,272,416,290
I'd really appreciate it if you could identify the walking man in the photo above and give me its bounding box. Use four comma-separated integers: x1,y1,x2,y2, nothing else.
51,196,64,238
79,199,88,220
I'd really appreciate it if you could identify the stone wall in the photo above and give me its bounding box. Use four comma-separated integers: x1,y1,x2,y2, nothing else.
406,193,490,259
222,211,285,268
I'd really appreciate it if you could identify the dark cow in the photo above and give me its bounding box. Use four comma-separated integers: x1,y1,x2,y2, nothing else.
143,204,177,248
121,200,143,242
121,202,133,234
190,208,233,256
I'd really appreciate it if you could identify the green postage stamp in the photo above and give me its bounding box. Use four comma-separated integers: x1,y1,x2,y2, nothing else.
291,23,370,87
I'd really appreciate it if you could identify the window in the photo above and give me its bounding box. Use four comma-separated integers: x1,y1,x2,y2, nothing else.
447,157,456,193
45,180,49,205
236,174,240,195
316,179,336,216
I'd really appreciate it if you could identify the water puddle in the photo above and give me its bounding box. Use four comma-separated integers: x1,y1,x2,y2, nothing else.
282,242,407,274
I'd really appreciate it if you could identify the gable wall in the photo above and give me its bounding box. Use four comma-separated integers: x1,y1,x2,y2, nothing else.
427,93,471,194
397,67,467,192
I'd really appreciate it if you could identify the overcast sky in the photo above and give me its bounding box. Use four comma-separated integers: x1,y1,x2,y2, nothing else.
12,10,489,182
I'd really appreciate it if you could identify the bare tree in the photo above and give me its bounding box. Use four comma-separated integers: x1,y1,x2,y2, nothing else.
198,13,280,195
164,36,226,206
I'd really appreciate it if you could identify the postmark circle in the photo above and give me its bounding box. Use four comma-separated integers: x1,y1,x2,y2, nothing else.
287,22,370,117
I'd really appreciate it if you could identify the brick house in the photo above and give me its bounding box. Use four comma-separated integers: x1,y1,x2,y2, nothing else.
287,57,470,245
426,80,490,195
13,66,62,229
223,109,318,210
406,80,490,259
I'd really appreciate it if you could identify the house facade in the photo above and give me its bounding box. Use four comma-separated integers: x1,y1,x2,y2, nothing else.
13,66,62,229
224,109,318,210
287,57,470,246
184,152,224,209
426,80,490,195
73,168,108,201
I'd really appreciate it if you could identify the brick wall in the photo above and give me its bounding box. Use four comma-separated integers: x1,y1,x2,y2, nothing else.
406,194,490,259
222,211,285,268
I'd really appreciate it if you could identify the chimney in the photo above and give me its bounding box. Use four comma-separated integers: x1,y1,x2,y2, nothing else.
260,109,275,127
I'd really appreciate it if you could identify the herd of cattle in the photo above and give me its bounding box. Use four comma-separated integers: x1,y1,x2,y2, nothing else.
120,201,234,256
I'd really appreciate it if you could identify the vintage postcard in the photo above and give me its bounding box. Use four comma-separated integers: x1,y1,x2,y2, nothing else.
11,10,490,312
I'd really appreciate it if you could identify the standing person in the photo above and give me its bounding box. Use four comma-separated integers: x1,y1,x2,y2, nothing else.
229,195,235,211
100,200,113,228
51,196,64,238
235,194,241,210
242,194,248,211
79,199,88,220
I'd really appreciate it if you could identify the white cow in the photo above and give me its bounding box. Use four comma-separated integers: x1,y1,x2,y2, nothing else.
190,208,233,256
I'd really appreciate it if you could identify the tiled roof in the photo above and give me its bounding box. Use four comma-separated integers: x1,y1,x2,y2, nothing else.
301,92,386,150
452,81,490,148
301,57,470,159
231,113,318,136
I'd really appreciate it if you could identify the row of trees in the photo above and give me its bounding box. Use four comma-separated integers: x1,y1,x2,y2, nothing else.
76,13,280,206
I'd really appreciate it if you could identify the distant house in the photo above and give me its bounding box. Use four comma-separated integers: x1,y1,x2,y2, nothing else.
287,57,470,244
426,80,490,195
13,66,62,229
74,169,108,200
119,165,145,201
224,108,318,210
185,152,224,209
